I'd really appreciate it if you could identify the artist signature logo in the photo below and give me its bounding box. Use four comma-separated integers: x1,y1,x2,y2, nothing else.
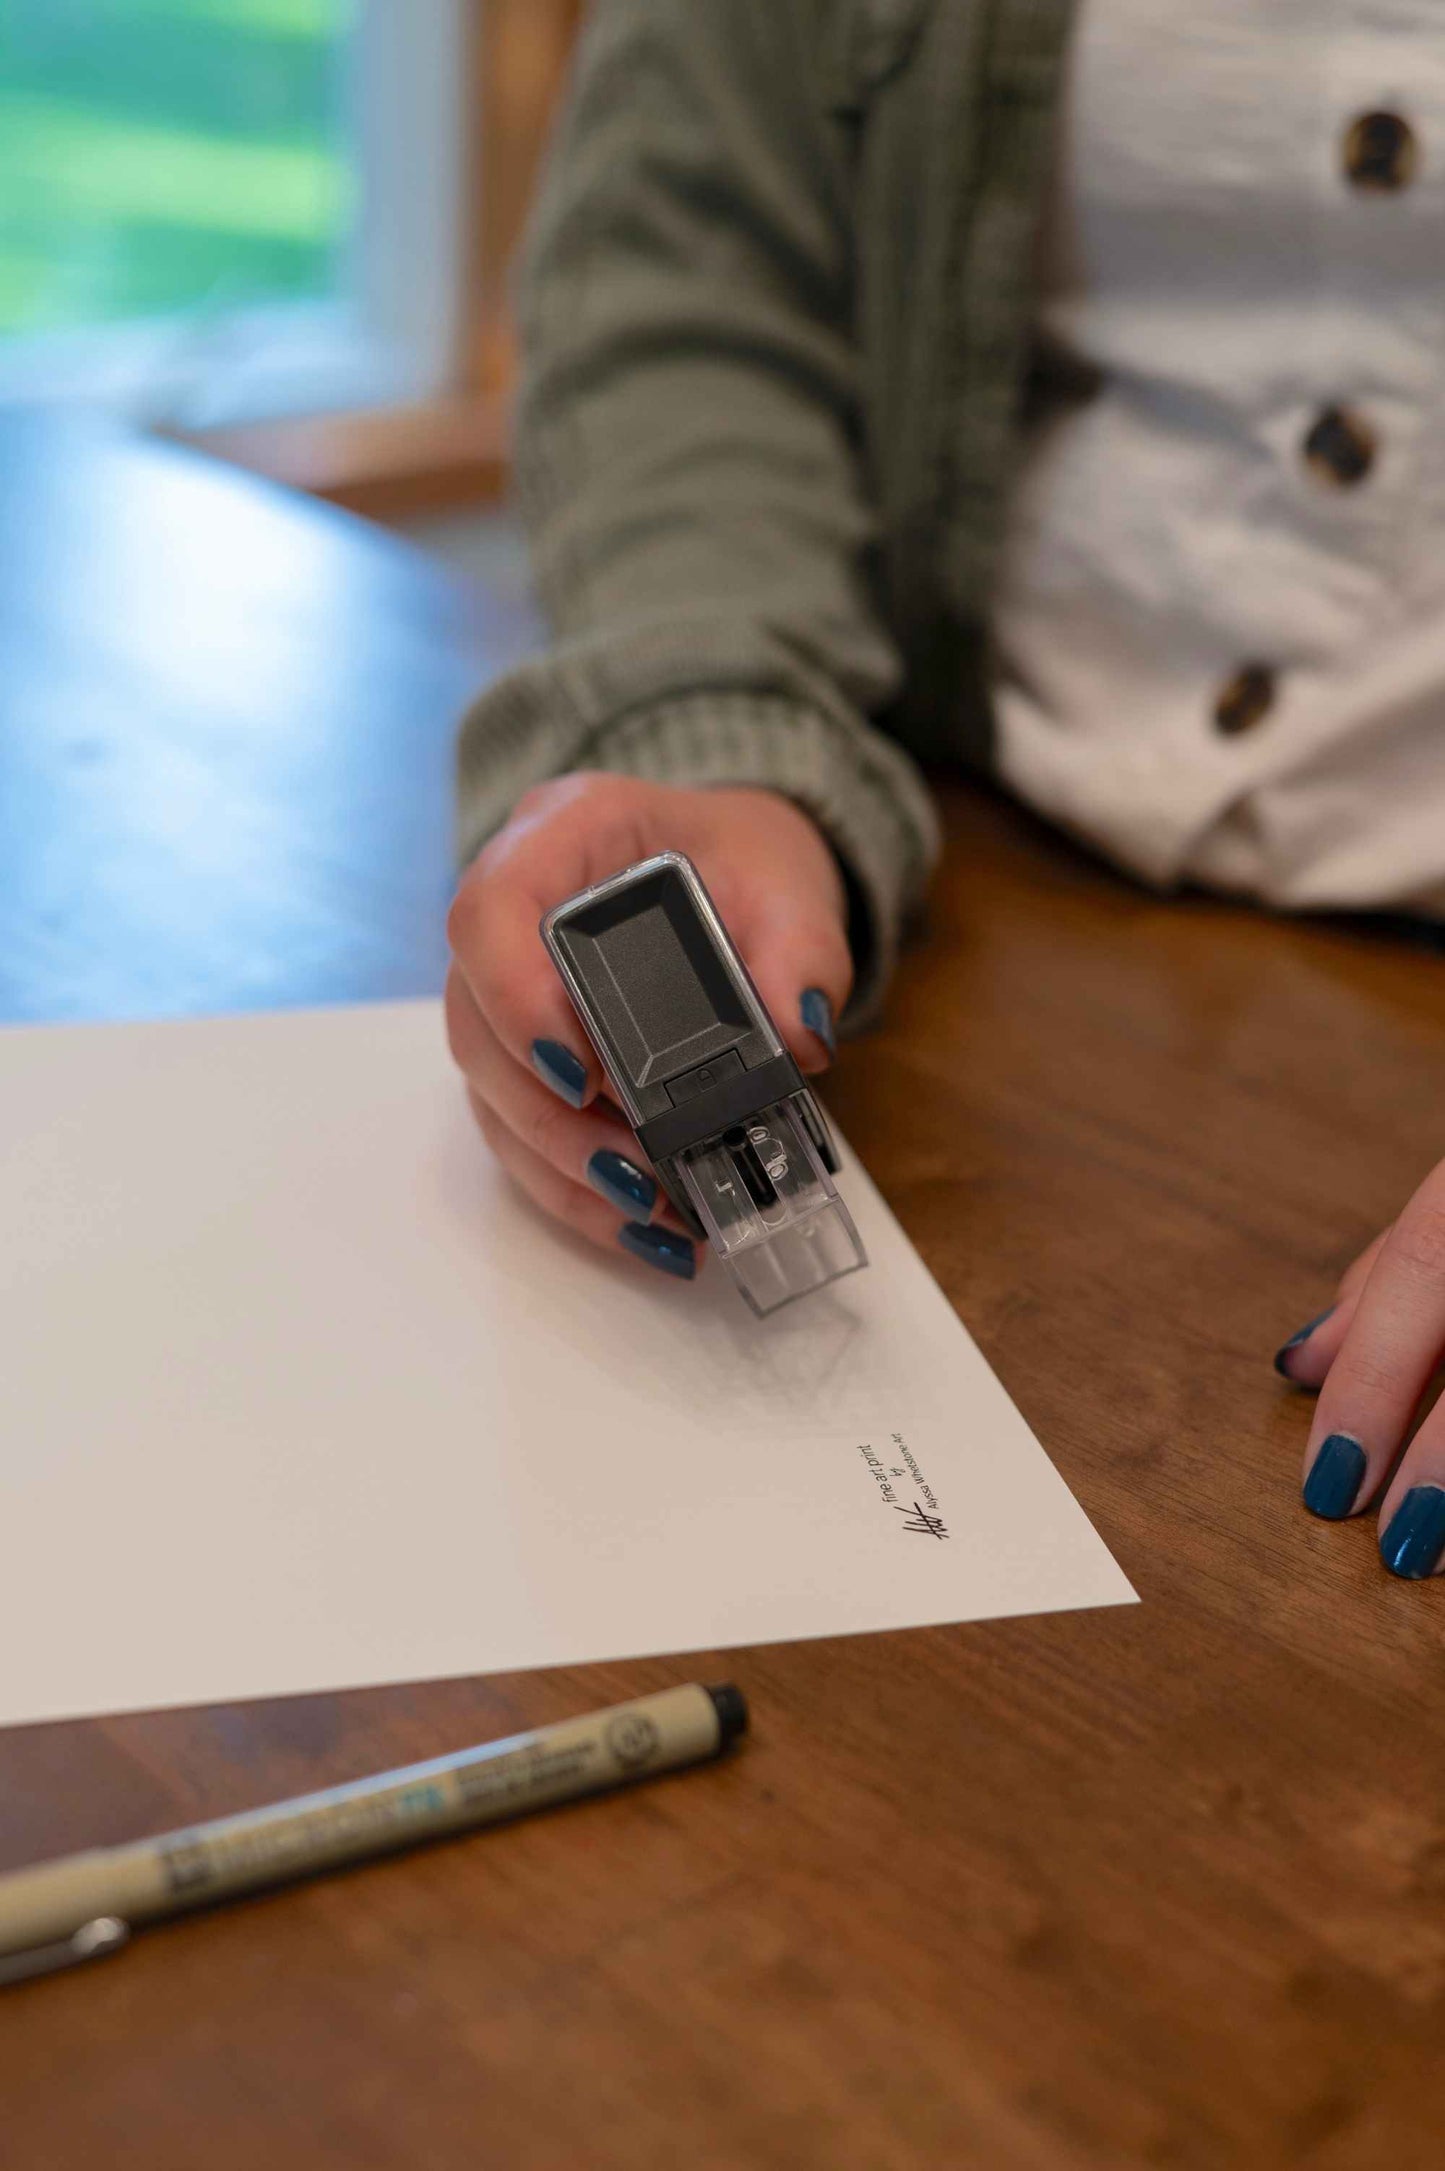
857,1434,950,1538
606,1713,662,1768
894,1500,949,1539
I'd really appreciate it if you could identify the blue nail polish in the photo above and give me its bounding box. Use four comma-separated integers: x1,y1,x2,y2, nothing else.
799,987,836,1056
1303,1433,1365,1520
531,1038,587,1107
1273,1306,1336,1380
587,1150,656,1217
1380,1487,1445,1579
618,1221,696,1280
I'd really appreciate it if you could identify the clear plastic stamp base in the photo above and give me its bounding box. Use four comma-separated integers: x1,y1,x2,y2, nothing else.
678,1098,867,1318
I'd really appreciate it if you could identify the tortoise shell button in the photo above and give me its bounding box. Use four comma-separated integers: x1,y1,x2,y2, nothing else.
1214,665,1276,738
1303,405,1377,488
1343,110,1418,192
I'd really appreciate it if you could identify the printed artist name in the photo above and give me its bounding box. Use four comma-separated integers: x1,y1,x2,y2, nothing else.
857,1433,949,1539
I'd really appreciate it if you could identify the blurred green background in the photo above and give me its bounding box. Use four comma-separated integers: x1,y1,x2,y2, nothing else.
0,0,353,339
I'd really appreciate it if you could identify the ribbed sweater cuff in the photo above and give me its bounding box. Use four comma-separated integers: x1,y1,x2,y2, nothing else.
457,684,939,1027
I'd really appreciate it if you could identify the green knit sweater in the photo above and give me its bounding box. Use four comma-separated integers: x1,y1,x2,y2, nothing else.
457,0,1073,1017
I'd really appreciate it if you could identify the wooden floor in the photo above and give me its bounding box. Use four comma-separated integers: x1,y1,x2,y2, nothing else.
3,420,1444,2168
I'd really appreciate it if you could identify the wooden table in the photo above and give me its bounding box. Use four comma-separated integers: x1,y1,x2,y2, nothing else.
3,417,1444,2169
0,411,534,1024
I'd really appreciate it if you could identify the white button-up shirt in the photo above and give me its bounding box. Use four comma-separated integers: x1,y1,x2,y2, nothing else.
991,1,1445,916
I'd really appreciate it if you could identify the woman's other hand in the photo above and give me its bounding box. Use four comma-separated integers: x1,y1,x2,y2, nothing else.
1277,1157,1445,1576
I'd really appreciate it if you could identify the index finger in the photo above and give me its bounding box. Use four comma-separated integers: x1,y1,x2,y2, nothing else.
1300,1167,1445,1523
446,779,646,1098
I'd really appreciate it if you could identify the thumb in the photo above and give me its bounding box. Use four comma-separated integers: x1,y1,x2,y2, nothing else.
738,887,854,1078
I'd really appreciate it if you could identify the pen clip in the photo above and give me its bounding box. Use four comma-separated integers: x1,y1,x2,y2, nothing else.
0,1915,130,1988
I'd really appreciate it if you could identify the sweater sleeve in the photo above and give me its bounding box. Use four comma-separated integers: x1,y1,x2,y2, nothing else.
456,0,940,1021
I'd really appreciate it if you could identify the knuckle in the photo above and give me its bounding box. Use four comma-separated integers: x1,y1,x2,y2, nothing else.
446,905,531,1043
477,1105,565,1222
1333,1337,1412,1403
517,769,622,823
574,769,647,819
511,779,559,821
443,968,479,1069
560,1183,599,1234
561,1182,612,1246
822,929,855,1002
443,992,467,1070
523,1091,574,1168
1387,1201,1445,1284
445,871,487,958
499,970,556,1056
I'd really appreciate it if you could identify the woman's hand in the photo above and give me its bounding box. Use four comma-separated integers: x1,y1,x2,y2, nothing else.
445,773,852,1281
1277,1157,1445,1576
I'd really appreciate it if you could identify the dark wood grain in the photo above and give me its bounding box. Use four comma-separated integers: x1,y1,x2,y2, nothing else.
2,419,1443,2168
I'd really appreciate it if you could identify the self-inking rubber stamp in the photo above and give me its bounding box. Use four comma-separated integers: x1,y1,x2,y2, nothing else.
542,852,867,1316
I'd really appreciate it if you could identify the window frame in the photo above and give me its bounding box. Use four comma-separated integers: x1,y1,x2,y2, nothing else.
187,0,584,520
0,0,506,462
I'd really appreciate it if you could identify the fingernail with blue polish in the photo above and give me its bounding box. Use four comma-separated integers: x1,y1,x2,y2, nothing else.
1303,1432,1366,1520
800,987,836,1056
1274,1306,1335,1380
588,1150,656,1218
1380,1486,1445,1579
531,1038,587,1107
619,1222,696,1280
